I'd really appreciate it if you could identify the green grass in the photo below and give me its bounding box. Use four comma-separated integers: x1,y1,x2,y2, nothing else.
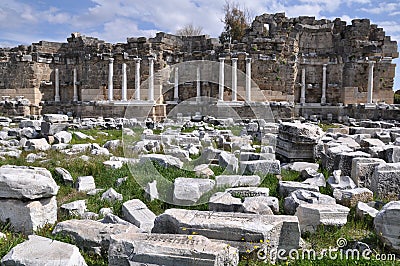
69,129,122,145
0,127,398,265
215,125,244,137
181,126,196,133
0,223,25,259
318,123,340,132
394,93,400,104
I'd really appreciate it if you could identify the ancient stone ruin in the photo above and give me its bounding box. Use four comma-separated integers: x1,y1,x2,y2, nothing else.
0,11,399,266
0,13,398,119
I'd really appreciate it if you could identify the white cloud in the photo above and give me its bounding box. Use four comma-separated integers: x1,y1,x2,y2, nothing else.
88,18,158,42
360,2,399,14
346,0,371,4
375,21,400,41
298,0,341,12
286,4,324,18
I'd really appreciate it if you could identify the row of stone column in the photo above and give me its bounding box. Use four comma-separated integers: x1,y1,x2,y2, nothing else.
107,57,155,102
171,58,253,102
300,64,327,104
54,57,253,103
54,68,78,102
54,58,154,102
219,57,252,102
300,61,375,104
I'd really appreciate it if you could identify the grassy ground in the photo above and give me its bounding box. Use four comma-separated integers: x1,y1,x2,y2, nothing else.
0,127,398,265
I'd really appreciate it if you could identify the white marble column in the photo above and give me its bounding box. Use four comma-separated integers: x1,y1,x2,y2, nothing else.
367,61,375,104
108,58,114,101
73,68,78,102
134,58,141,101
196,66,201,102
321,64,327,104
121,63,127,101
300,68,306,104
232,58,238,101
174,67,179,101
245,57,252,102
148,57,155,102
219,58,225,101
54,68,60,102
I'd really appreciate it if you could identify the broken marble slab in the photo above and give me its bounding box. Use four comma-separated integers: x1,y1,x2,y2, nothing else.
164,148,190,162
278,181,319,198
327,170,357,190
43,114,69,123
54,131,72,144
108,233,239,266
194,164,215,178
295,203,350,233
1,235,87,266
356,202,379,219
41,122,69,136
300,167,323,180
332,151,371,177
239,152,275,161
152,209,300,253
60,200,87,217
215,175,261,188
103,160,123,169
0,165,59,200
351,157,385,188
144,180,159,201
209,192,279,214
284,162,319,172
173,177,215,205
242,196,274,215
284,189,336,215
122,199,156,233
208,192,243,212
378,145,400,163
239,159,281,175
54,167,74,186
101,188,123,202
219,151,239,173
0,196,57,234
24,138,51,151
139,154,183,169
225,187,270,198
75,175,96,192
74,131,95,140
371,162,400,198
333,187,373,207
374,201,400,253
53,219,142,255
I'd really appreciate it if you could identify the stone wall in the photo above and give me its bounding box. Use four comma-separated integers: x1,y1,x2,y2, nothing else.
0,13,397,116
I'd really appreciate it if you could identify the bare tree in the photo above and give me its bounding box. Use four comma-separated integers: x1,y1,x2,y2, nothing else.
219,0,252,44
176,23,203,36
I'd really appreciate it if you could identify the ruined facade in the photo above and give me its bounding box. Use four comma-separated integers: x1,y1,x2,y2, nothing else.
0,13,397,117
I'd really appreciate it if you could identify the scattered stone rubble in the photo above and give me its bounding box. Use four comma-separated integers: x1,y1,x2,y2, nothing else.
0,113,400,264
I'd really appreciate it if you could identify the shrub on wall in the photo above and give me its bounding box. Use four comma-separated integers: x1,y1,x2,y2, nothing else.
395,90,400,104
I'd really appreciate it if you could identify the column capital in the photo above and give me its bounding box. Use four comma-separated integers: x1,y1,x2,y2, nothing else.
323,63,327,69
219,57,225,62
246,57,252,63
231,57,238,63
134,57,142,63
109,58,114,63
149,57,156,62
368,60,375,66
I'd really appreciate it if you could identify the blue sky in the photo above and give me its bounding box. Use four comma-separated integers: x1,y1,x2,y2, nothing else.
1,0,399,90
